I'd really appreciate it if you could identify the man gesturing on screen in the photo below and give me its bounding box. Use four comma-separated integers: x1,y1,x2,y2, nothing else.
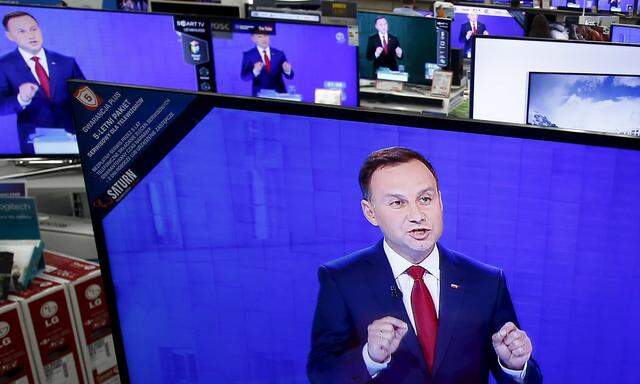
366,17,403,74
459,11,489,58
240,30,294,97
307,147,542,384
0,11,85,154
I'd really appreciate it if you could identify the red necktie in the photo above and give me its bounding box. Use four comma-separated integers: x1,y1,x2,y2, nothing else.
262,50,271,73
407,265,438,373
31,56,51,99
472,23,477,34
382,36,388,55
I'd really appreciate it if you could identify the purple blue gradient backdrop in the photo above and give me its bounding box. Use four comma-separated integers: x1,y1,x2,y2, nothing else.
99,106,640,384
212,24,358,106
611,24,640,44
597,0,635,11
451,9,525,51
0,5,196,155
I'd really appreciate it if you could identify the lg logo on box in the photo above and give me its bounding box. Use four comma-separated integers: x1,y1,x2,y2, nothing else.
41,301,60,328
85,284,103,309
0,322,11,348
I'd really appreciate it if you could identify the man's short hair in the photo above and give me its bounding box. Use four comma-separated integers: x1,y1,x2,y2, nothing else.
359,147,439,200
2,11,37,30
374,16,387,25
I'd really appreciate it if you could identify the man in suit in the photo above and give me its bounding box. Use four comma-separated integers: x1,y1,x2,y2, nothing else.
0,11,84,154
366,17,403,75
459,11,489,58
307,147,542,384
240,30,294,97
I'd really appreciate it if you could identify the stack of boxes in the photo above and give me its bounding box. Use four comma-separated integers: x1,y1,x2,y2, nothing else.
2,251,119,384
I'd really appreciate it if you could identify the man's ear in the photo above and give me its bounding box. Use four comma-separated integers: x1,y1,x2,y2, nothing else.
361,199,378,226
5,31,13,43
438,190,444,213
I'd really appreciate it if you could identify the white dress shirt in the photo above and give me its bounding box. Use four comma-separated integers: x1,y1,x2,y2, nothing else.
375,33,389,58
362,240,527,382
253,46,271,77
17,48,48,108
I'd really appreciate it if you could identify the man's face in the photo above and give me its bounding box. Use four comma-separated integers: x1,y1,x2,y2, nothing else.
375,18,388,34
468,13,478,23
361,160,443,262
251,33,270,49
5,15,43,54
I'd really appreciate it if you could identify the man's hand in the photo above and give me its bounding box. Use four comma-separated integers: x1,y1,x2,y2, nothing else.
282,61,292,74
466,30,473,40
375,46,384,58
492,322,532,371
18,82,38,103
367,316,409,363
253,61,264,74
395,47,402,58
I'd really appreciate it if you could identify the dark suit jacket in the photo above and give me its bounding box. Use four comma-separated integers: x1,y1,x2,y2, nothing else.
307,241,542,384
365,34,402,73
240,46,294,97
459,21,488,57
0,48,84,153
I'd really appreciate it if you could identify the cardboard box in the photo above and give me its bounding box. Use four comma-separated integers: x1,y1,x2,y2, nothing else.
9,278,86,384
0,300,37,383
42,252,119,384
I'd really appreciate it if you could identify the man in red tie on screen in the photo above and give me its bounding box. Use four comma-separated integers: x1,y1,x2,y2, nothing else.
459,10,489,59
366,17,403,75
240,29,294,97
0,11,84,154
307,147,542,384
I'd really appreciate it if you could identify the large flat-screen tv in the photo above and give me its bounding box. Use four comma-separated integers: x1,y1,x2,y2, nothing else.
70,80,640,384
357,11,450,85
451,5,525,59
610,23,640,44
527,72,640,136
211,19,359,106
471,36,640,123
551,0,591,8
0,4,204,157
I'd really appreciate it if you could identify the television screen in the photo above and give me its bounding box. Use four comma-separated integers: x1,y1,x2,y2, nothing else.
71,80,640,384
568,24,609,40
492,0,535,7
357,11,450,85
212,20,358,106
597,0,635,12
610,23,640,44
0,4,205,157
471,36,640,124
451,5,525,59
527,72,640,136
551,0,591,8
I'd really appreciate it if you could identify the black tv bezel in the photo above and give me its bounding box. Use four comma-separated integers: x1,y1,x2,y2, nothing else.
525,70,640,134
469,34,640,120
356,10,452,86
609,22,640,44
70,78,640,384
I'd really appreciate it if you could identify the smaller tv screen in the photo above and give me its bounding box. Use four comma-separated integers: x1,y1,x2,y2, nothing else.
610,24,640,44
492,0,535,7
451,5,525,59
212,20,358,106
597,0,635,12
357,11,450,85
551,0,591,8
527,72,640,137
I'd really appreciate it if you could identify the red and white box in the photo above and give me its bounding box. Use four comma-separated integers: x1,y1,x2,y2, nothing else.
9,278,86,384
42,251,119,384
0,300,37,384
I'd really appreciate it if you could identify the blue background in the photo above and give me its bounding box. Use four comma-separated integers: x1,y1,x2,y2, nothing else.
97,106,640,383
212,23,358,106
0,5,197,155
611,24,640,44
450,8,525,52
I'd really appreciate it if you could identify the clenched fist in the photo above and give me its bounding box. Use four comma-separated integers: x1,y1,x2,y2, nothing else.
492,322,532,371
367,316,409,363
18,82,38,103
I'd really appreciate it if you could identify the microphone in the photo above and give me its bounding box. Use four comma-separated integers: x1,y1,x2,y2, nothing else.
390,285,403,299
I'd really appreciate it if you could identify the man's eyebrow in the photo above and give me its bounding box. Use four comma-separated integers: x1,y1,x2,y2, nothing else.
417,187,436,195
